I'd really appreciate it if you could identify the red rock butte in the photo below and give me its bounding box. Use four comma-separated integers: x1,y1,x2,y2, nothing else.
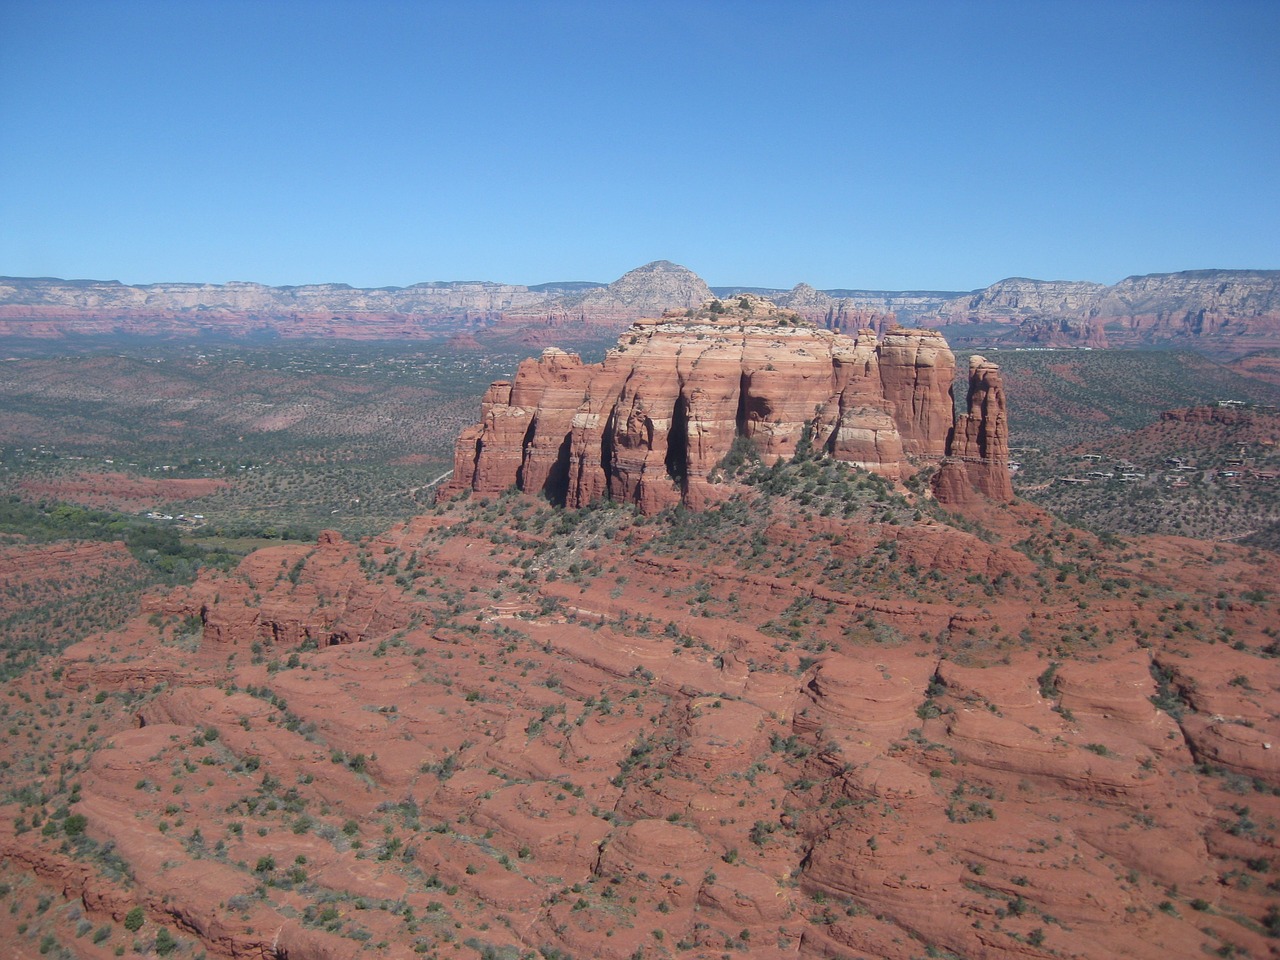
443,296,1013,512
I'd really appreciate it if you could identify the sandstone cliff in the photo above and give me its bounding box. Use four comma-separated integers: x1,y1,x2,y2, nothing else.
5,266,1276,349
938,277,1108,321
931,270,1280,349
713,284,963,326
931,355,1014,504
934,278,1110,347
445,297,1012,511
1095,269,1280,342
0,276,569,315
0,275,578,340
0,263,710,341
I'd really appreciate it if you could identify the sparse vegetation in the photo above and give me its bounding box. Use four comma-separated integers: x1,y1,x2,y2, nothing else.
0,335,1276,960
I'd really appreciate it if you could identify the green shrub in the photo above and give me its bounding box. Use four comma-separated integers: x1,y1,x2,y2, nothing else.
154,928,176,956
63,813,88,836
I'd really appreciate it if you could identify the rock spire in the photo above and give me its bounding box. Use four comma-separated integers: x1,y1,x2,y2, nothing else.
931,355,1014,504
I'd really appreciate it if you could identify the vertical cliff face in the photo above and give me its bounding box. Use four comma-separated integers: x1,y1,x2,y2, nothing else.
447,350,597,498
445,299,980,513
931,355,1014,504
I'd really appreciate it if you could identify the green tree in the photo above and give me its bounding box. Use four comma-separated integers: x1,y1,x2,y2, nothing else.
63,814,88,836
154,927,176,956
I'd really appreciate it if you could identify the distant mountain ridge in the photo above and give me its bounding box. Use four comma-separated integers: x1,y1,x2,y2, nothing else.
0,275,585,313
931,269,1280,349
2,263,1278,352
711,283,964,325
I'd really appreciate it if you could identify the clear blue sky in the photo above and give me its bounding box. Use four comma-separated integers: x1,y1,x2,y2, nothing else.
2,0,1277,291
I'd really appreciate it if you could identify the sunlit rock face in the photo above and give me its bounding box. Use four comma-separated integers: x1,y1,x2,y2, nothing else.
932,354,1014,505
446,297,965,513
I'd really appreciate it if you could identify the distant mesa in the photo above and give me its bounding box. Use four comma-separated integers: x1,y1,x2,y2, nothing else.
442,296,1012,512
2,264,1277,350
930,269,1280,350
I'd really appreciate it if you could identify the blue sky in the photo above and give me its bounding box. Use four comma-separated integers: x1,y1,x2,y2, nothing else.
1,0,1277,291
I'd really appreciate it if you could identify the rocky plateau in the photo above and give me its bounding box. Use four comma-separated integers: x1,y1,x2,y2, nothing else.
932,270,1280,351
5,264,1279,353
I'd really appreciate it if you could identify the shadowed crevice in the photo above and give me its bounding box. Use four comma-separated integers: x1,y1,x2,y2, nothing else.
665,393,689,493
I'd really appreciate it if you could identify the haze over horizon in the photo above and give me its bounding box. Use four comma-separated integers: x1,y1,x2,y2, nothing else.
2,0,1277,292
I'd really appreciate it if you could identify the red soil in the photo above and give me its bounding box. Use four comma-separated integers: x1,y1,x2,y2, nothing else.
17,471,228,511
0,493,1277,960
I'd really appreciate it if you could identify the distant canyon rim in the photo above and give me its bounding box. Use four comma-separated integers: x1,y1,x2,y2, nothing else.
3,261,1280,353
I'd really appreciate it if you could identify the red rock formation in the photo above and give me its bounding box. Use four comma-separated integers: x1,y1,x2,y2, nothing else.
932,354,1014,504
1160,405,1259,426
930,270,1280,351
449,351,599,498
444,299,958,513
5,484,1279,960
7,267,1278,352
0,540,138,602
0,262,709,341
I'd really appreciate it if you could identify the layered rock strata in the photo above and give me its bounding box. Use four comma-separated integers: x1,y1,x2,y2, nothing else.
444,299,986,513
932,354,1014,503
519,259,713,326
931,270,1280,348
7,266,1277,349
0,261,709,340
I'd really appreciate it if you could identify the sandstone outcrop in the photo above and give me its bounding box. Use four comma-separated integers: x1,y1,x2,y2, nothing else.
712,282,966,326
1160,405,1262,426
444,298,965,512
0,262,709,341
4,472,1278,960
938,277,1108,322
0,275,566,316
1096,269,1280,342
932,354,1014,504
